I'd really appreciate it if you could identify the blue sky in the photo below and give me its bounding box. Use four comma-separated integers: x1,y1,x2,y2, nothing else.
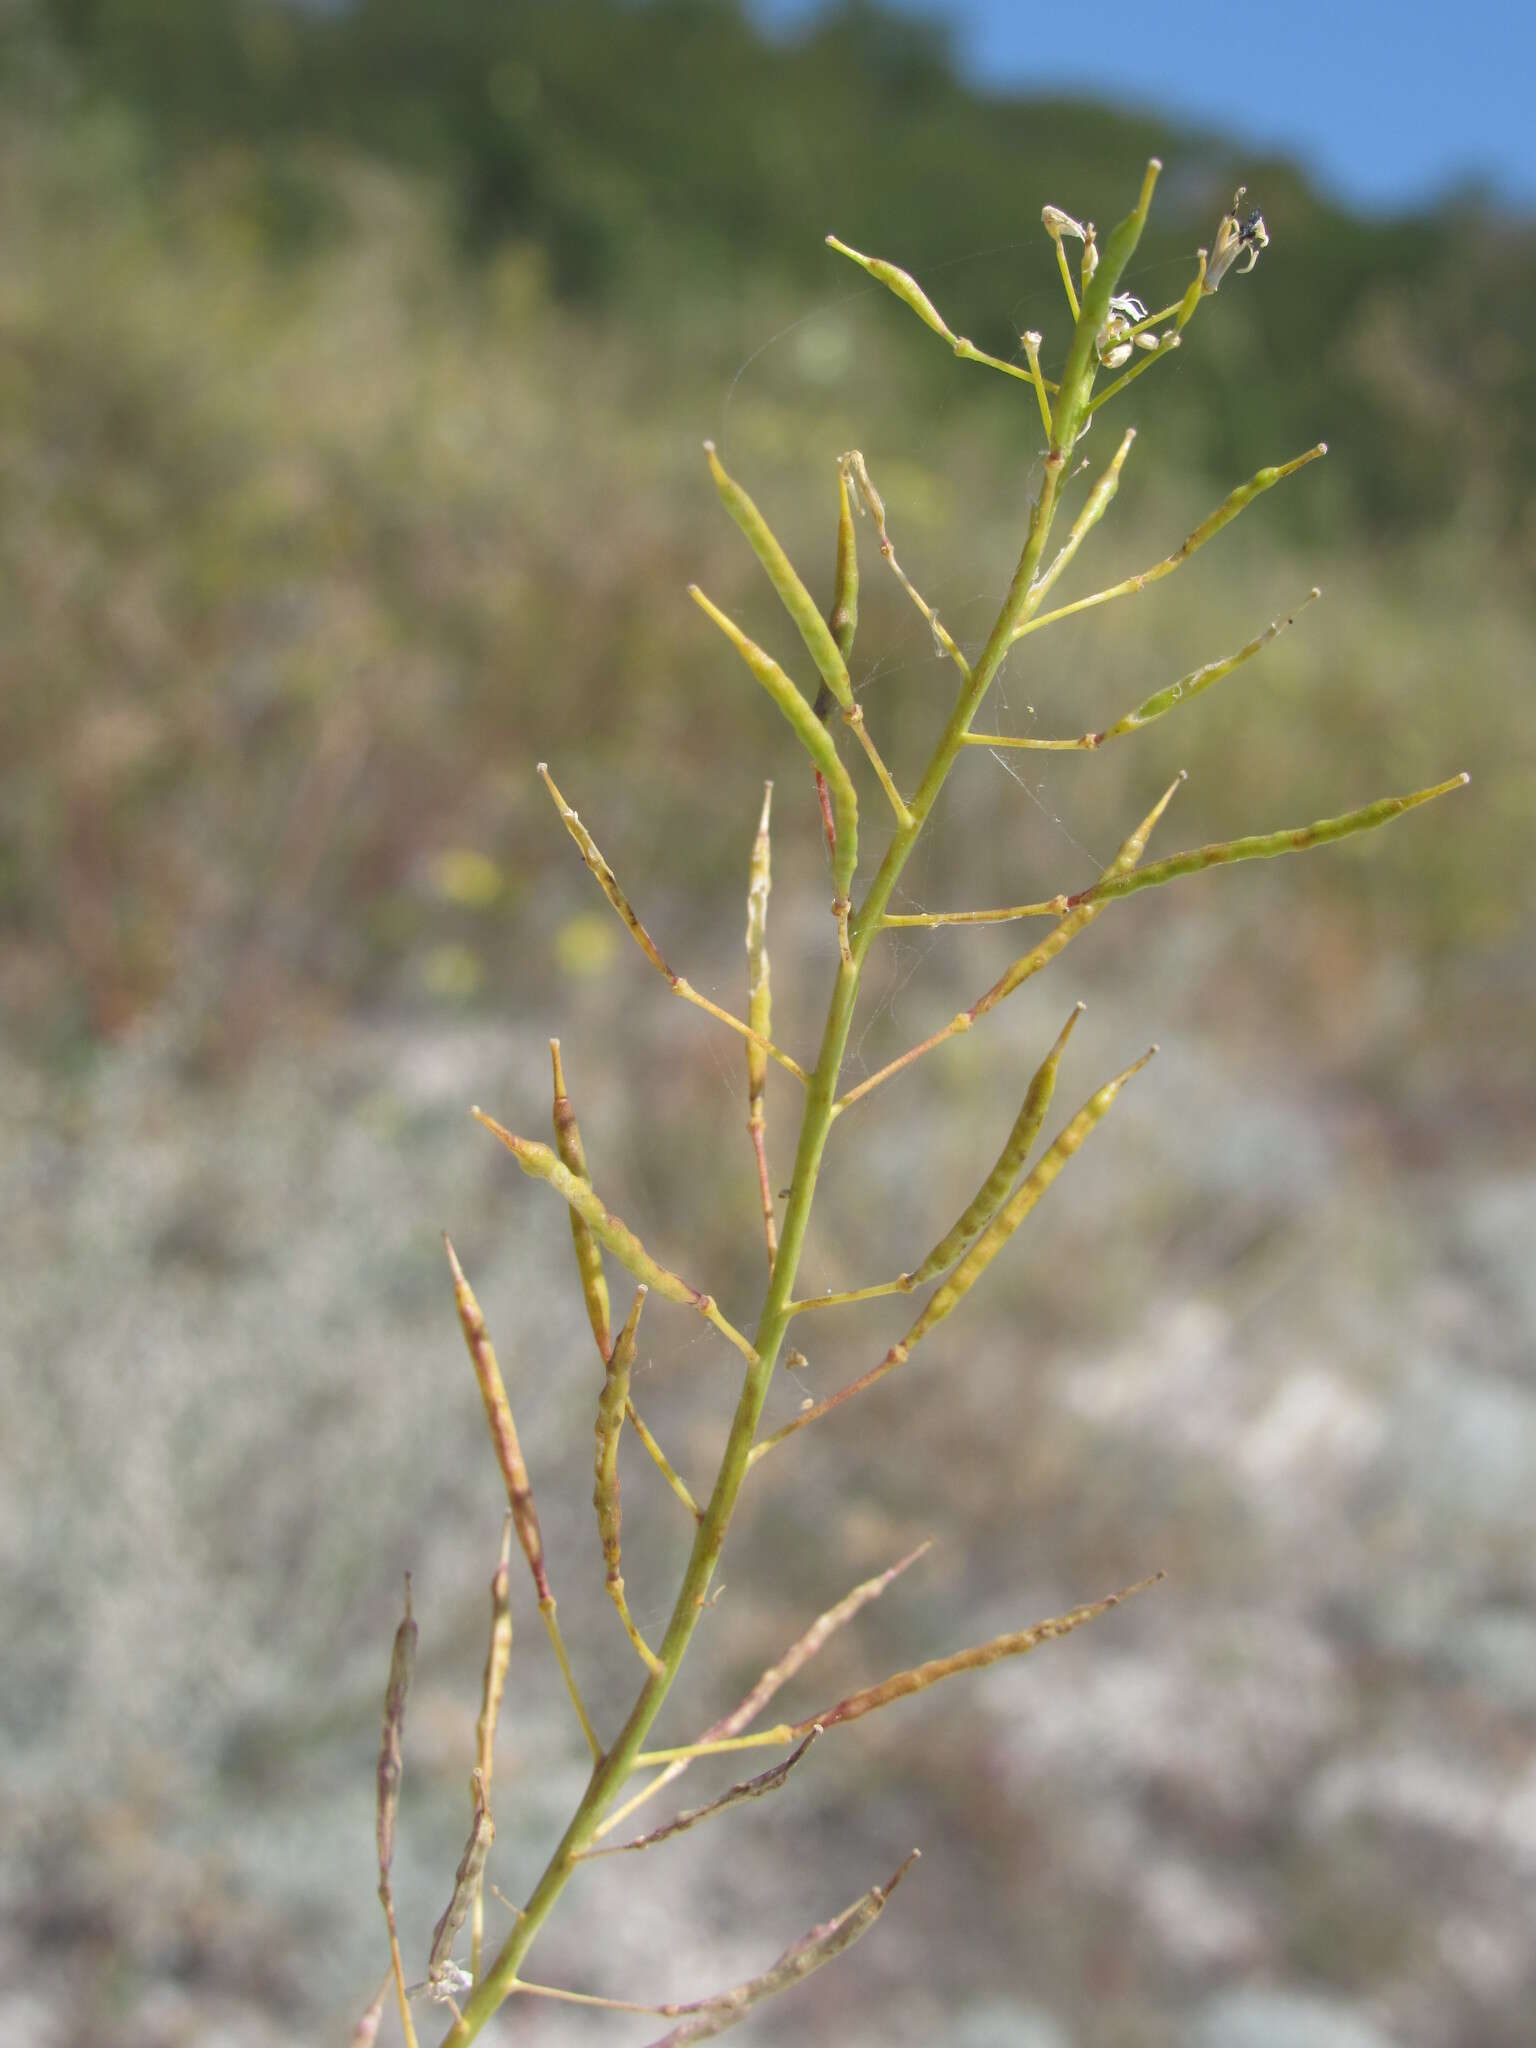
752,0,1536,214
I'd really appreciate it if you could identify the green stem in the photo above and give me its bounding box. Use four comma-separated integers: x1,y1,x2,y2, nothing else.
441,956,861,2043
440,467,1077,2042
438,167,1156,2047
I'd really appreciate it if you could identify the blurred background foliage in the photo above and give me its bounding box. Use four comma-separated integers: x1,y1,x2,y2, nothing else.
2,0,1532,1093
5,7,1536,2045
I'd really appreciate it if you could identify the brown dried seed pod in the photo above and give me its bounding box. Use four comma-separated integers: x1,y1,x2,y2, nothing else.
444,1237,551,1604
428,1769,495,1987
375,1575,416,1888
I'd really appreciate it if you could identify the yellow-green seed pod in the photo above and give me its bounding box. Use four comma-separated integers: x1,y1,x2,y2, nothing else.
829,460,860,665
824,235,954,340
472,1113,758,1364
594,1289,662,1672
704,441,852,713
906,1002,1084,1285
1077,774,1469,910
1094,594,1317,747
594,1288,647,1587
905,1051,1156,1350
688,585,858,905
1050,159,1160,455
549,1039,612,1362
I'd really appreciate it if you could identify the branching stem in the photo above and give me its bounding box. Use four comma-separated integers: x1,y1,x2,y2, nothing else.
1012,445,1328,643
441,167,1152,2047
434,163,1458,2047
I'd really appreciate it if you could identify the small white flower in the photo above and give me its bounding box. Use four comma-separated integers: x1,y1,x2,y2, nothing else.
1096,293,1148,369
1204,186,1269,292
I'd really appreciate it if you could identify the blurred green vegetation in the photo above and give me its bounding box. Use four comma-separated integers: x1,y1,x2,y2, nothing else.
2,0,1530,1085
28,0,1536,537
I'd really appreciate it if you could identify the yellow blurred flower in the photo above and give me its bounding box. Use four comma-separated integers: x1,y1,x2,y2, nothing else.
555,911,619,978
427,848,505,908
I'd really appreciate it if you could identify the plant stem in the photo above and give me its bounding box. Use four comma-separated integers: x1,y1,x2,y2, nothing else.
441,164,1160,2043
441,463,1081,2048
439,955,862,2043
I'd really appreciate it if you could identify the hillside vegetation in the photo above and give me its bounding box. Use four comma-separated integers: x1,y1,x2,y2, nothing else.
3,0,1529,1086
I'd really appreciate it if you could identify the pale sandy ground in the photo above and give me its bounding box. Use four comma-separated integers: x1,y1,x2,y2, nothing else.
4,895,1533,2048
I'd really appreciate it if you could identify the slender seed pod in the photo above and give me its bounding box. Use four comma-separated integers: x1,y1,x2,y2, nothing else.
825,235,953,338
825,233,1048,394
905,1002,1085,1286
444,1237,551,1604
691,573,864,960
376,1574,416,1894
841,449,968,679
476,1516,513,1791
594,1543,930,1843
632,1578,1162,1769
473,1115,758,1364
687,585,858,908
375,1577,421,2048
757,1053,1156,1461
836,778,1180,1115
1174,247,1209,326
1031,427,1137,605
1049,158,1160,454
828,460,859,664
745,786,772,1109
789,1576,1163,1737
594,1291,645,1582
1015,445,1329,643
428,1769,495,1988
443,1240,597,1753
539,763,669,975
1107,773,1187,875
809,460,861,827
904,1048,1156,1350
1069,773,1470,908
640,1851,920,2047
971,777,1188,1013
549,1040,612,1362
971,594,1319,754
1159,445,1325,564
538,763,807,1084
595,1288,663,1674
1094,593,1319,746
580,1727,821,1859
704,442,852,713
472,1517,513,1982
